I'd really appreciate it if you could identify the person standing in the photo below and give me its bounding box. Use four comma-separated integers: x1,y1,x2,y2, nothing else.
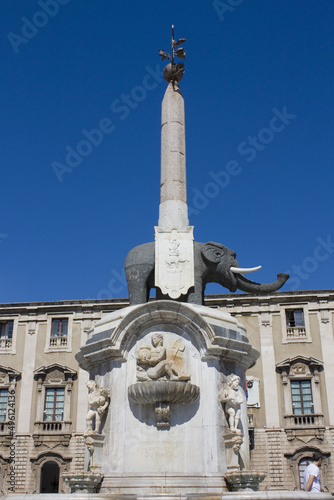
304,453,322,492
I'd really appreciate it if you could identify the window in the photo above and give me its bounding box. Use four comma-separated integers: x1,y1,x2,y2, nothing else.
51,319,68,337
50,319,68,348
0,367,20,437
277,356,324,438
0,321,13,339
291,380,313,415
45,316,73,353
0,321,13,348
280,306,312,343
0,389,8,422
44,388,65,422
286,309,304,327
34,364,76,442
286,309,306,339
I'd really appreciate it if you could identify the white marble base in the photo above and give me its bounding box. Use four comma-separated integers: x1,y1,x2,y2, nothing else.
100,472,227,495
75,301,260,496
4,491,333,499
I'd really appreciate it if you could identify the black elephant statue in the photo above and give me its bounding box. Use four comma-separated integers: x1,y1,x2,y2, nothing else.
124,241,289,305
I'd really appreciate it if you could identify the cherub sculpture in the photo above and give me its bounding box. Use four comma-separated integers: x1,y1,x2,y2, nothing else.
220,374,244,433
85,380,110,435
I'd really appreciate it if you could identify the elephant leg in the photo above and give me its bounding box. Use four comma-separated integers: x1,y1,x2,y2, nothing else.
125,264,154,305
187,277,204,305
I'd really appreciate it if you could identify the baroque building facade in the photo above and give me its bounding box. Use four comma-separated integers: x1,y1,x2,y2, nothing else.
0,289,333,494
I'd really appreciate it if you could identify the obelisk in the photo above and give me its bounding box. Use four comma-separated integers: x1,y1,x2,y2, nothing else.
158,79,188,230
155,28,194,299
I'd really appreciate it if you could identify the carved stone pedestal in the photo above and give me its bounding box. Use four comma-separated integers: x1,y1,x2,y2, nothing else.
223,431,244,470
224,470,266,492
84,433,105,471
62,471,103,493
76,300,260,496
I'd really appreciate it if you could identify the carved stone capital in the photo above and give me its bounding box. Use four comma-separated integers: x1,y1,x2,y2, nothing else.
62,472,103,494
224,470,266,492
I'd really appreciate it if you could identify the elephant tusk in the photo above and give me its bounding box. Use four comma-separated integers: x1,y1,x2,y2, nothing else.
230,265,262,274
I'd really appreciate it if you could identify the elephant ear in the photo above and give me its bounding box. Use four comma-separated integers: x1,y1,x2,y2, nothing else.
201,242,226,264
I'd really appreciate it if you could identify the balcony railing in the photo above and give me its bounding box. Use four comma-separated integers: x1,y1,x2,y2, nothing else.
49,336,67,348
284,413,324,427
286,326,306,338
0,338,12,349
34,420,71,433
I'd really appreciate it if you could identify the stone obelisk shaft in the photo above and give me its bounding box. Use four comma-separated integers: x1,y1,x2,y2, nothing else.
155,79,194,299
158,81,189,230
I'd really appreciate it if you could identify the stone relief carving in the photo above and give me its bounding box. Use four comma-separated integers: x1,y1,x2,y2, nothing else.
166,239,188,270
85,381,110,435
129,333,199,429
154,228,195,299
46,369,64,382
136,333,190,382
220,374,244,434
290,362,311,377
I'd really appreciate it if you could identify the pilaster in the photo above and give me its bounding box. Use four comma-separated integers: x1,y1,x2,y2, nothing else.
75,319,91,432
258,313,280,427
318,308,334,424
16,324,38,433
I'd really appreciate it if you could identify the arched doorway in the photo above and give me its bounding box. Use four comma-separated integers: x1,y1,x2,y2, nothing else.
40,461,59,493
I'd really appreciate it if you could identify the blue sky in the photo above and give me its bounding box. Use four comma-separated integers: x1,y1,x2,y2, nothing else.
1,1,334,303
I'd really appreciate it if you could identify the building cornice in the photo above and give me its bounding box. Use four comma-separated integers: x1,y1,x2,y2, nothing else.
0,289,333,314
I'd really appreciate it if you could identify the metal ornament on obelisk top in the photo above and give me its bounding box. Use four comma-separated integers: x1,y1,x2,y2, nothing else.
155,26,194,300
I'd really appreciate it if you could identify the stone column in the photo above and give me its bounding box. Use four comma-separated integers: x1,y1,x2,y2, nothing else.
158,81,189,230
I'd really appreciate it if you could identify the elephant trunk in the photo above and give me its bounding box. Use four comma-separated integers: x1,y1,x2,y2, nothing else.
234,272,289,294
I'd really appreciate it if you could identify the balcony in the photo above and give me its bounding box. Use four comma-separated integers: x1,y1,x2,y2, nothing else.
284,413,325,441
286,326,306,339
33,420,72,447
40,421,70,432
49,336,67,348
